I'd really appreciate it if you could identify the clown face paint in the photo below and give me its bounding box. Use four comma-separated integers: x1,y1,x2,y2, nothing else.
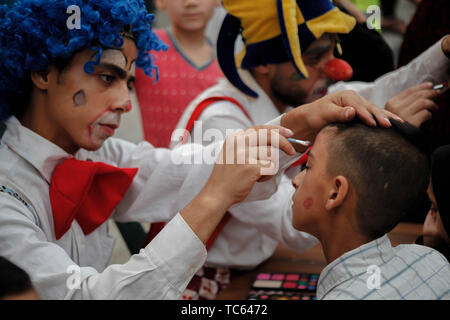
97,49,128,70
303,197,313,209
88,109,121,146
129,61,136,76
73,90,87,106
34,37,137,154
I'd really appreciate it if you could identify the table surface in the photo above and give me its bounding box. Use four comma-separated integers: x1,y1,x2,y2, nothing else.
215,222,423,300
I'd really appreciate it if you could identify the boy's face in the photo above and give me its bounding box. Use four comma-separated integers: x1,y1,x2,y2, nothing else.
269,34,336,107
291,129,334,237
157,0,220,32
44,38,137,152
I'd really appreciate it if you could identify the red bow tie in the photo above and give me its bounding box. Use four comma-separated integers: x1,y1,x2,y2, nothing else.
49,158,138,240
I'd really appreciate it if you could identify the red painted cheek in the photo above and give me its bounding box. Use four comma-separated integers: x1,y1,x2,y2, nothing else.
303,197,313,209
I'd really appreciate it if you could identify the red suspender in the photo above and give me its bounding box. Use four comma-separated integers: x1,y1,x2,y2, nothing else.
146,96,251,250
181,96,250,144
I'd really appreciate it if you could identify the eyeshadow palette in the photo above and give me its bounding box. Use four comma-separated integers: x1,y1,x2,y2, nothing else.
251,272,319,292
247,289,316,300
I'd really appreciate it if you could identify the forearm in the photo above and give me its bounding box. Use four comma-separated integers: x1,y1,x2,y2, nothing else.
180,185,233,244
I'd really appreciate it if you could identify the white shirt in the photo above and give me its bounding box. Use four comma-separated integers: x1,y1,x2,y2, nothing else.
317,234,450,300
0,116,295,299
174,37,449,270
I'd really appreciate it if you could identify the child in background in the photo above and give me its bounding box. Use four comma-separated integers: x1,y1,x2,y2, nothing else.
417,145,450,261
135,0,223,148
291,119,450,299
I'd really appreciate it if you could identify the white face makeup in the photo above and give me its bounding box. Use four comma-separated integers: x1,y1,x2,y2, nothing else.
98,49,128,69
72,50,127,108
73,90,87,106
129,61,136,76
84,48,136,147
88,110,121,147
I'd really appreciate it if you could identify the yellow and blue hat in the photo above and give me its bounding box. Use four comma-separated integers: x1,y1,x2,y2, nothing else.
217,0,356,97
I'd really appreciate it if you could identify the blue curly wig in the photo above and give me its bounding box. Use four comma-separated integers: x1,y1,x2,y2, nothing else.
0,0,168,121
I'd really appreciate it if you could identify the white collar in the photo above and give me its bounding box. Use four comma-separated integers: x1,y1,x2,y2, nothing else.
2,116,73,184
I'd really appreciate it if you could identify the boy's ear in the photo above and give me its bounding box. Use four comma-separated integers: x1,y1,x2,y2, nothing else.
30,70,51,91
155,0,165,11
325,175,349,212
216,0,221,7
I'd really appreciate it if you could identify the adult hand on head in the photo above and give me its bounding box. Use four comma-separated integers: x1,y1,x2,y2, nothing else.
385,82,442,128
181,125,295,244
281,90,402,142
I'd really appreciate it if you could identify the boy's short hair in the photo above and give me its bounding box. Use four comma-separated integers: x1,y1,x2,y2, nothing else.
0,0,168,122
0,256,34,299
324,119,430,239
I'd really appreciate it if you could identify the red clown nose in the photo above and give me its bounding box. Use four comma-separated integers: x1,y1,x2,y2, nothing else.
324,58,353,81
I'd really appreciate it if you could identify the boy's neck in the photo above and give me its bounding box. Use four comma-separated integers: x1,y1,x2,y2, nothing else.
321,232,371,264
319,214,372,264
170,25,213,67
170,25,207,48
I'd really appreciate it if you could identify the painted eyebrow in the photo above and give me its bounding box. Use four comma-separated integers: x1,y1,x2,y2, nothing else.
96,63,129,80
109,47,128,65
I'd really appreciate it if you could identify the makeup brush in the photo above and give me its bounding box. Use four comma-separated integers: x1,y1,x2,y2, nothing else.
433,81,448,91
287,138,312,147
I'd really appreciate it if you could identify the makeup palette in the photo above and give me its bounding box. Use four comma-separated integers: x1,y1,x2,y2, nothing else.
251,272,319,292
247,289,316,300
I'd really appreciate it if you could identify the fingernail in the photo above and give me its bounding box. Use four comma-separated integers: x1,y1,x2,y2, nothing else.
282,127,294,137
392,116,404,123
345,108,353,119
